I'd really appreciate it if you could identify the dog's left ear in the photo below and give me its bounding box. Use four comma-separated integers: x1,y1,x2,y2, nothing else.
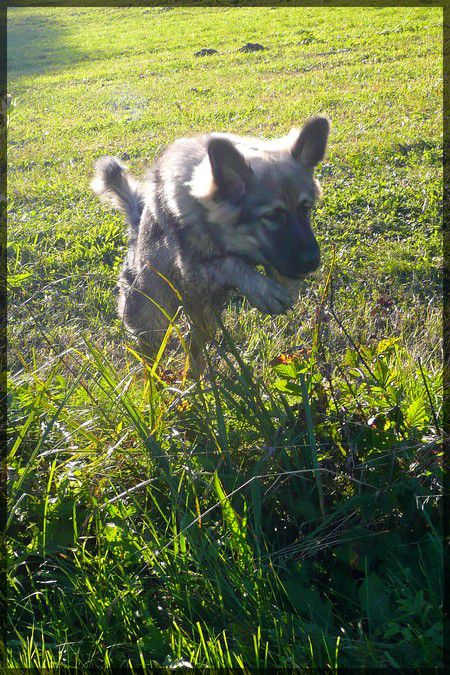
291,115,330,169
207,138,253,203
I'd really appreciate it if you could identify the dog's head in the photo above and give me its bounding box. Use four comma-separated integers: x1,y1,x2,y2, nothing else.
189,116,330,280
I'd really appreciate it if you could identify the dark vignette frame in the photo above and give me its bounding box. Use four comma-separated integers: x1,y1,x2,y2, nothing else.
442,1,449,668
1,0,7,661
1,1,447,670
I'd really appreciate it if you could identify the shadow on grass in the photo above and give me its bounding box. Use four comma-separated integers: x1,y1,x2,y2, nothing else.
7,9,90,80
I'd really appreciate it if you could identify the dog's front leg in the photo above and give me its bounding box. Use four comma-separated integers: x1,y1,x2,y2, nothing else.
204,257,293,315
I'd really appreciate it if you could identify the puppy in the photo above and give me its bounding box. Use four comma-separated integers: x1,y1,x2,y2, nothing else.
92,115,330,374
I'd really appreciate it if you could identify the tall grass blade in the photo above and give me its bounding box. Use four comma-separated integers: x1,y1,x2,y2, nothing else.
299,372,325,517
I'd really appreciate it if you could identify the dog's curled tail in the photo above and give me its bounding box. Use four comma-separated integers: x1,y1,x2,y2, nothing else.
91,156,145,232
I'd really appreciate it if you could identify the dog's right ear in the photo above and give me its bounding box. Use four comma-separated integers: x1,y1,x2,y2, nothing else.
207,138,253,204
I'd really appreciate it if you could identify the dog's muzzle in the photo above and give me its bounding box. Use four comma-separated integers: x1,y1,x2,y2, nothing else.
275,249,321,279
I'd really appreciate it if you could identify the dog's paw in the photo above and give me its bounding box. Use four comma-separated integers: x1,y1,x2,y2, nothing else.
244,276,293,315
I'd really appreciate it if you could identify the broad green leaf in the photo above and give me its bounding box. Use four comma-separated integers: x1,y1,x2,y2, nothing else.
405,397,428,428
213,472,251,564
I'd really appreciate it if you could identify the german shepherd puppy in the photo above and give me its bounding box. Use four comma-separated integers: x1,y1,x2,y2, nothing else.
92,115,330,374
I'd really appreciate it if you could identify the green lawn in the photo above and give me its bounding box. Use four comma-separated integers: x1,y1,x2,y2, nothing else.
7,6,443,670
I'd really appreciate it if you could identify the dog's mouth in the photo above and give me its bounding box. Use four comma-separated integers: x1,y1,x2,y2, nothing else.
242,252,320,280
269,263,320,281
264,265,309,283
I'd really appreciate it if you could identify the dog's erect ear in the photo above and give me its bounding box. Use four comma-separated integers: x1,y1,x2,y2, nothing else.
207,138,253,203
291,115,330,169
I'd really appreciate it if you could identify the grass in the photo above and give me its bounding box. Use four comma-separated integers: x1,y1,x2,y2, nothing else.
7,5,443,670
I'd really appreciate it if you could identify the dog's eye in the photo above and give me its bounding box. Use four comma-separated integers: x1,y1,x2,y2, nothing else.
298,200,313,217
